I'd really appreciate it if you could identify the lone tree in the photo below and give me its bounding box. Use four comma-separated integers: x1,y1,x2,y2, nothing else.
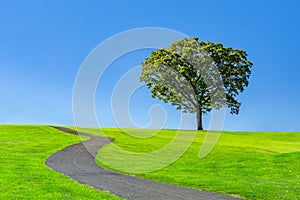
140,38,252,130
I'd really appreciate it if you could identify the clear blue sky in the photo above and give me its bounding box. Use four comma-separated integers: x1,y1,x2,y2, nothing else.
1,0,299,131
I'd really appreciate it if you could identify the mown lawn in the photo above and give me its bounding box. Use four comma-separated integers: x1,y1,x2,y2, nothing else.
74,127,300,200
0,125,122,200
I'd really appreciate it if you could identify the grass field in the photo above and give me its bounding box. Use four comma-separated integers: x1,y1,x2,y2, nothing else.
0,125,122,200
73,127,300,200
1,125,299,200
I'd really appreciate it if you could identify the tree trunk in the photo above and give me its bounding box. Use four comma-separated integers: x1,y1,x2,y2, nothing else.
197,111,203,130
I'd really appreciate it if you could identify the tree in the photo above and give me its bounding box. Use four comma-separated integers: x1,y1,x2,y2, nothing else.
140,38,252,130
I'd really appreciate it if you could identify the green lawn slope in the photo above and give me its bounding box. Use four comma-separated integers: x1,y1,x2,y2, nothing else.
0,125,122,200
2,125,299,199
74,127,300,200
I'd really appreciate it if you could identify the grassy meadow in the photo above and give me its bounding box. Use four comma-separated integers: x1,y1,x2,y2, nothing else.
73,127,300,200
0,125,122,200
1,125,299,199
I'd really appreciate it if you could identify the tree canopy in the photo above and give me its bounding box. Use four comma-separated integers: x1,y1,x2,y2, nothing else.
140,37,252,130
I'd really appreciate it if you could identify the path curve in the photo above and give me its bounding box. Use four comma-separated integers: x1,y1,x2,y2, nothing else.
46,126,239,200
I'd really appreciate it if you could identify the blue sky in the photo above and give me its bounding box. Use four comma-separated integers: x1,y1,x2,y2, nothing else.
0,0,299,131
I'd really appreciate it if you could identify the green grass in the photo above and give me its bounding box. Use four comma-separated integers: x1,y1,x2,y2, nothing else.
2,125,299,199
0,125,122,200
73,127,300,200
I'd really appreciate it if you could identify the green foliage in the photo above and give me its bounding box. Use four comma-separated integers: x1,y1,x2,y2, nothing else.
140,37,252,119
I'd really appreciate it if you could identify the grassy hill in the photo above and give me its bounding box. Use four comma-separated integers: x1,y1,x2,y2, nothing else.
1,125,299,199
0,125,122,200
74,127,300,200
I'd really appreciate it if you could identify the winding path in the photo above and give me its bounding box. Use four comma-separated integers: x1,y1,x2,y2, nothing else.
46,126,239,200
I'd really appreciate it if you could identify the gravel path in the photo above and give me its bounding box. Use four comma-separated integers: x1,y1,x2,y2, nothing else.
46,126,239,200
